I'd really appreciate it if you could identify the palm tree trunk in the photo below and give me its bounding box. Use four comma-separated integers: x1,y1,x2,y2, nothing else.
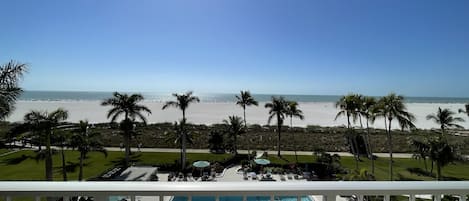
244,107,250,162
431,160,434,174
79,152,84,181
423,157,428,172
387,118,394,181
123,114,131,167
61,145,67,181
291,116,298,163
366,118,375,175
45,130,53,181
277,113,281,157
182,109,187,171
347,115,358,170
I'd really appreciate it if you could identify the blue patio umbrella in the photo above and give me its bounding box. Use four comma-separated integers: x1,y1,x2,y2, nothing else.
254,159,270,165
193,161,210,168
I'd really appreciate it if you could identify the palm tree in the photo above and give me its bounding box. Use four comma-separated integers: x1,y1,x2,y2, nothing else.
101,92,151,166
335,94,362,169
427,107,465,134
377,93,416,180
22,108,69,181
70,120,107,181
265,96,288,156
285,101,304,162
223,115,245,155
54,129,71,181
162,91,199,170
428,136,458,180
168,119,193,170
0,60,28,120
235,91,259,128
410,138,430,172
235,91,258,161
459,103,469,128
359,96,377,174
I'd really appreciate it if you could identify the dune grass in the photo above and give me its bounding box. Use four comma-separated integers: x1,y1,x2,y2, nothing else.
1,149,469,181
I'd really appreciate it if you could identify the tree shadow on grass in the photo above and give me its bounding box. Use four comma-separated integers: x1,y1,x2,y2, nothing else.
109,153,143,166
1,154,30,165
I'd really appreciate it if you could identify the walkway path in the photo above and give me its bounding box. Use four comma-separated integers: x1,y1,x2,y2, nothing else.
104,147,415,158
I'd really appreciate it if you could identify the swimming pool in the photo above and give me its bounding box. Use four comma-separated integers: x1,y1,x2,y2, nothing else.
172,196,314,201
110,195,313,201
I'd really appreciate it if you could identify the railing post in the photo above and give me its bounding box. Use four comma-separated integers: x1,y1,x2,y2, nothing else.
93,195,108,201
215,195,220,201
461,195,467,201
324,194,336,201
270,195,275,201
384,195,390,201
435,194,442,201
409,194,415,201
63,196,70,201
243,195,247,201
5,196,11,201
35,196,41,201
297,195,301,201
188,196,192,201
131,196,135,201
159,195,164,201
358,195,364,201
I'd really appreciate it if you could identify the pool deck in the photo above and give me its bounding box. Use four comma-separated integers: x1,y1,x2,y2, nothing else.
116,165,347,201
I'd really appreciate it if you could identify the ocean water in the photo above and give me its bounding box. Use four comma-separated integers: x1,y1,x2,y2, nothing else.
18,91,469,103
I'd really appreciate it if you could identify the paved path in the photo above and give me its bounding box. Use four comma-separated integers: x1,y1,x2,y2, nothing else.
104,147,415,158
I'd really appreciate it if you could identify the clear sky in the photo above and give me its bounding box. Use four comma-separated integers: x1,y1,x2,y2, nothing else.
1,0,469,97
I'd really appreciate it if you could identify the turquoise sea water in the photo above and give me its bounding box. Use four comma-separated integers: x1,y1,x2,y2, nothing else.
19,91,469,103
109,196,313,201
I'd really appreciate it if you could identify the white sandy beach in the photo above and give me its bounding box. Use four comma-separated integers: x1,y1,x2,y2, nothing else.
6,101,469,130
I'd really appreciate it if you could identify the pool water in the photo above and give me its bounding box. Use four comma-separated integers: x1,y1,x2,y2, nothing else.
172,196,313,201
109,195,313,201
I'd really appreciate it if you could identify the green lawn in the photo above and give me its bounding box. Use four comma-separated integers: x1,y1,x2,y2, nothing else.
1,150,469,181
0,149,10,155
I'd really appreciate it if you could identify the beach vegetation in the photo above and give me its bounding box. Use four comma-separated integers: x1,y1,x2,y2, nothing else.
101,92,151,167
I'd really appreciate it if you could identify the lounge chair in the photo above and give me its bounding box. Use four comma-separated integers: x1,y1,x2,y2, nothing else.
287,173,293,180
243,172,248,180
251,173,258,180
280,174,286,181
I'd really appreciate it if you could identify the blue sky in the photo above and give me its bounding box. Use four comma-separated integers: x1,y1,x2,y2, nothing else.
1,0,469,97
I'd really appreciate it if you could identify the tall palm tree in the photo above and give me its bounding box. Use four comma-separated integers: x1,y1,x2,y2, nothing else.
377,93,416,180
427,136,458,180
0,60,28,120
235,91,259,128
162,91,199,170
335,94,362,169
285,101,304,162
70,120,107,181
359,96,377,174
22,108,69,181
101,92,151,167
235,91,258,161
54,129,71,181
265,96,288,156
459,103,469,128
223,115,245,155
427,107,465,134
168,119,193,170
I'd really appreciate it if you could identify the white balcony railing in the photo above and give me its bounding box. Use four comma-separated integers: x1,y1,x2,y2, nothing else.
1,182,468,201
